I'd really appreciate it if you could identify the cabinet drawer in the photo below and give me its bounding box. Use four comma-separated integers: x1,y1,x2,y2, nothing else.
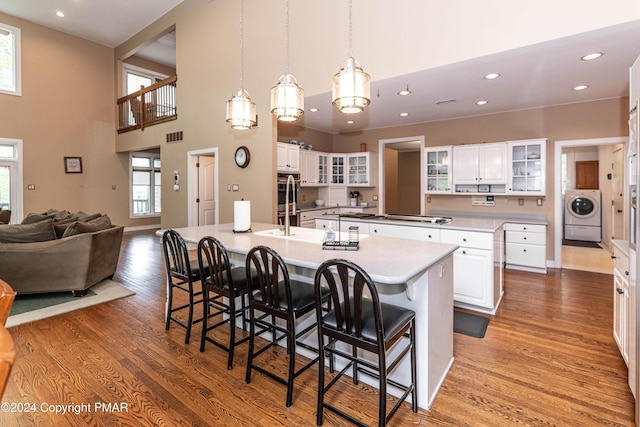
505,230,546,245
370,224,440,242
506,243,546,269
504,223,546,233
612,249,629,275
441,229,493,250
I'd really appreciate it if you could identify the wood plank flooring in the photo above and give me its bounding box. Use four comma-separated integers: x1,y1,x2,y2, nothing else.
1,230,635,426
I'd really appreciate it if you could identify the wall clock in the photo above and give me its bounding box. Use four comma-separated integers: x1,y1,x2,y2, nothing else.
234,146,250,168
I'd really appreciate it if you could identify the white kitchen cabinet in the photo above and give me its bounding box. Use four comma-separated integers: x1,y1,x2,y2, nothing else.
614,267,630,365
453,143,507,187
318,185,348,207
507,139,546,195
370,223,440,242
425,146,452,194
347,152,374,187
277,142,300,173
504,223,547,273
300,151,329,187
329,154,346,185
316,219,370,237
441,228,502,313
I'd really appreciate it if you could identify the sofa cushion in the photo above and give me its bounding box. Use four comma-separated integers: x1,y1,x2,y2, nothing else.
75,211,102,222
53,216,79,238
0,218,57,243
62,215,112,238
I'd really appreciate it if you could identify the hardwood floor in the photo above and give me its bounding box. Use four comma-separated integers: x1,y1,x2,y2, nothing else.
2,230,635,426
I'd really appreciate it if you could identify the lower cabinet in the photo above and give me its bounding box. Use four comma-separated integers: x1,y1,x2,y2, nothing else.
504,223,547,273
613,268,629,364
612,241,636,398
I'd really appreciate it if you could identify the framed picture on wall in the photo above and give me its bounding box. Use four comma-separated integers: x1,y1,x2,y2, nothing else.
64,157,83,173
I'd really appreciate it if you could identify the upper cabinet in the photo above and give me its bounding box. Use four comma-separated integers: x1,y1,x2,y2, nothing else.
330,154,346,185
347,152,375,187
507,138,546,196
277,142,300,173
425,146,452,194
300,150,329,187
453,143,507,193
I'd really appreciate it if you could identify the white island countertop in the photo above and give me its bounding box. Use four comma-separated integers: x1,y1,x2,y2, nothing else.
167,222,458,286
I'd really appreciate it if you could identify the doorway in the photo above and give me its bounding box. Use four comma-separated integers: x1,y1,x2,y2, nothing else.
188,148,219,226
554,136,626,269
377,136,425,215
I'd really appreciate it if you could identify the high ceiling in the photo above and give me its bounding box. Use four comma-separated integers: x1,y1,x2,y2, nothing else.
2,2,639,134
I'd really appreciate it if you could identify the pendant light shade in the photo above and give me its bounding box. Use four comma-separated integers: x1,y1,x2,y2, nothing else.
226,88,257,130
332,57,370,114
270,73,304,121
332,0,370,114
271,0,304,122
226,0,257,130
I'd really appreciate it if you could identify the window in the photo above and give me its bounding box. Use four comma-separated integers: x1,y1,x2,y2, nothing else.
130,152,161,217
123,64,167,95
0,23,21,96
0,138,23,222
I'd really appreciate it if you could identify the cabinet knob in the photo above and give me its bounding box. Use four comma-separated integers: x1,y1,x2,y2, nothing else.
428,235,432,239
611,255,617,259
462,250,466,255
523,249,527,252
523,237,527,240
462,238,467,242
617,288,624,295
626,271,630,276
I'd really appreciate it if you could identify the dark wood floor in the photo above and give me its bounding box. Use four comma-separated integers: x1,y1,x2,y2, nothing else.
1,230,635,426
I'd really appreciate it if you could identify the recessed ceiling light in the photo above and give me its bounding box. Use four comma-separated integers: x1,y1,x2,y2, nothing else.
484,73,500,80
309,108,319,112
476,100,488,106
573,85,589,91
399,112,409,117
346,120,355,124
55,11,65,18
581,52,603,61
397,85,411,96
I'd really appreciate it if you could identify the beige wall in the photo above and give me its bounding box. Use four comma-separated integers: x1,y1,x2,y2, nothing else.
0,12,136,226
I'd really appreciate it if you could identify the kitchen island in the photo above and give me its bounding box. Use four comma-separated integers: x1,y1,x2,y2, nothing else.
164,222,458,410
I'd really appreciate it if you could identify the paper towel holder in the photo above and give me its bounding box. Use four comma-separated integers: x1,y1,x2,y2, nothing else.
233,198,252,233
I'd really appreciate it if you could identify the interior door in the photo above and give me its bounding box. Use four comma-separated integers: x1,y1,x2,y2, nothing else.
612,147,624,240
197,155,216,226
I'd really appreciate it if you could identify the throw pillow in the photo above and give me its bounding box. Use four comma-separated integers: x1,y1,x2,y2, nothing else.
0,218,57,243
74,211,102,222
62,215,112,238
53,216,79,238
21,212,56,224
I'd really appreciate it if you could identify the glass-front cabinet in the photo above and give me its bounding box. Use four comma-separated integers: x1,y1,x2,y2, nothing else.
507,138,546,195
425,146,452,193
347,152,373,186
330,154,346,185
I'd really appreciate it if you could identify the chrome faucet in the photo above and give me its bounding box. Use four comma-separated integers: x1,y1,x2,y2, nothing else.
284,174,296,236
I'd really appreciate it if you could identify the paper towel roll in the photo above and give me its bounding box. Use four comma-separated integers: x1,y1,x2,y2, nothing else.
234,200,251,232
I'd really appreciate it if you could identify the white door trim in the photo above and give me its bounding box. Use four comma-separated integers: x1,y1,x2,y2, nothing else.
554,136,626,268
187,147,219,227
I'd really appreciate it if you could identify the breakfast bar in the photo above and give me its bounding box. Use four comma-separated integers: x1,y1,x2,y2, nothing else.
167,222,458,410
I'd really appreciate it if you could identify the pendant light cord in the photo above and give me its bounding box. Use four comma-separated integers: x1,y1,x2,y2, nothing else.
348,0,353,59
285,0,290,73
239,0,244,90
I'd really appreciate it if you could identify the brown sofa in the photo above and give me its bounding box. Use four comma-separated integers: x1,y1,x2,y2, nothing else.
0,212,124,295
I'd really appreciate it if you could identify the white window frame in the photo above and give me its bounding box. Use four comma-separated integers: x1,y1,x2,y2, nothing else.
122,63,168,96
129,152,161,219
0,23,21,96
0,138,23,222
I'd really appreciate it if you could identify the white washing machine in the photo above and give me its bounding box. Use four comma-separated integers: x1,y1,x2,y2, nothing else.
564,189,602,242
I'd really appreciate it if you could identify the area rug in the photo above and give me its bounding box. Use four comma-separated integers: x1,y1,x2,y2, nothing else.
562,239,601,249
6,279,135,328
454,310,490,338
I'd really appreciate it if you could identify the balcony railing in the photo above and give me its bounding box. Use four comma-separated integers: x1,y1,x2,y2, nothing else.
117,75,177,133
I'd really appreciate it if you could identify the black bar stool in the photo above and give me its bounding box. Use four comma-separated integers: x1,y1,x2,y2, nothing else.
314,258,418,426
244,245,330,407
161,229,203,344
197,236,259,369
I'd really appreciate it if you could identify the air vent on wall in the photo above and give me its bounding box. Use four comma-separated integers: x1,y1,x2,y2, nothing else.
166,131,183,143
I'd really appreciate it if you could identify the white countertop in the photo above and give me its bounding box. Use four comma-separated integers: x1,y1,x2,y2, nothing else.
164,222,458,285
316,214,506,233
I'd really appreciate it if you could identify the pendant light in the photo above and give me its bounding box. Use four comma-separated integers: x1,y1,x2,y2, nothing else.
226,0,257,130
270,0,304,121
332,0,370,114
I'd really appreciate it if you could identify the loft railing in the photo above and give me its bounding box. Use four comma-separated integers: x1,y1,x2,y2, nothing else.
117,75,177,133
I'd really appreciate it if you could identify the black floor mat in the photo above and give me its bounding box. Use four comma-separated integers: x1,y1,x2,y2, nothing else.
454,310,490,338
562,239,601,248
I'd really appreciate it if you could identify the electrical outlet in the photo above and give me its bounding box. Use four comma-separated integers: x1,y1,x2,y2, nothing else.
537,198,543,206
426,196,431,203
518,198,525,206
372,195,378,201
27,184,35,190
